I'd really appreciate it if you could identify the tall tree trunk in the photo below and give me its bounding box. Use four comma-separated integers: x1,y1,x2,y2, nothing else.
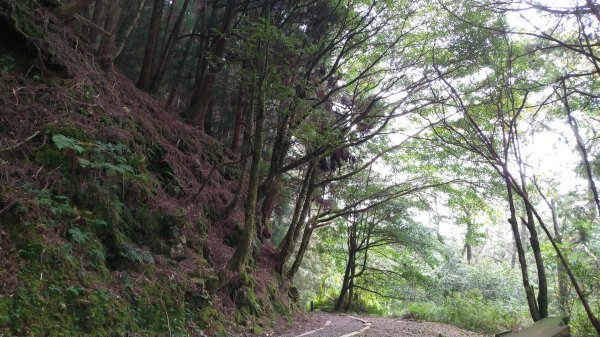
510,239,516,269
137,0,164,90
287,223,314,280
533,180,569,315
334,249,354,311
520,214,548,318
346,257,356,312
97,0,121,71
186,0,237,130
114,0,147,58
465,243,472,263
228,19,268,269
88,0,105,48
149,0,194,93
230,74,247,154
517,165,548,318
166,11,204,108
550,201,569,314
336,221,358,312
277,164,315,274
257,113,291,240
562,82,600,216
504,167,541,321
228,83,264,272
513,180,600,334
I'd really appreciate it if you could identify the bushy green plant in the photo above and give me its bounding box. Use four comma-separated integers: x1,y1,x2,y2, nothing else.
441,290,525,332
570,302,600,337
0,54,15,73
401,291,526,334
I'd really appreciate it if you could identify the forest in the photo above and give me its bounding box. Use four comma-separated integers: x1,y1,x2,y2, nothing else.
0,0,599,336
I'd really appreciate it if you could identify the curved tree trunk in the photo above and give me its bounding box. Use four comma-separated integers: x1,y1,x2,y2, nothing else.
504,166,541,321
287,223,314,280
277,164,315,275
562,82,600,217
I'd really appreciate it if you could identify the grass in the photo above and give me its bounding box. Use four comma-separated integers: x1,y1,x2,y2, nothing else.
399,291,528,334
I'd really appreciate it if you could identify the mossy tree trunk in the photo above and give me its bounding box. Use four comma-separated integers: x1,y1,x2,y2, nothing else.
277,163,315,275
228,5,269,271
287,223,314,280
228,84,264,272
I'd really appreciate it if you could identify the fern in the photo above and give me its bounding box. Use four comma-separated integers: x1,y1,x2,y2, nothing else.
120,244,154,264
52,134,84,153
68,227,90,244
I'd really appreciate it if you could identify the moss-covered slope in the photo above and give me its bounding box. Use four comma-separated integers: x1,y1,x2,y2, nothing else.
0,2,293,336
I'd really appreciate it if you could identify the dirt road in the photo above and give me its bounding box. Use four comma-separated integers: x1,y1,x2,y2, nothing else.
264,312,484,337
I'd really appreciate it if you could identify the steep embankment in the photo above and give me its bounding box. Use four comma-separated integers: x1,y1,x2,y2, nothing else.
0,2,293,336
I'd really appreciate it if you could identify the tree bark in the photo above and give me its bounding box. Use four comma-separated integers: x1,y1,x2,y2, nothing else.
257,111,292,240
230,75,247,154
114,0,147,58
516,160,548,318
533,180,569,315
277,164,315,274
520,214,548,319
335,247,354,311
166,11,204,108
137,0,164,90
465,243,472,263
228,20,268,269
511,179,600,334
228,84,264,272
287,223,314,280
87,0,105,47
149,0,194,93
562,82,600,216
186,0,237,130
504,166,541,321
97,0,121,71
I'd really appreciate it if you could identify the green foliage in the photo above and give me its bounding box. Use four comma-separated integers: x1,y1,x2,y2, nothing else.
119,243,154,264
68,227,90,244
401,290,526,333
0,53,15,73
52,134,85,153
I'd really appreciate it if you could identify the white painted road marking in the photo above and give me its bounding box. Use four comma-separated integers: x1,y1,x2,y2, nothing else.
291,315,371,337
293,320,332,337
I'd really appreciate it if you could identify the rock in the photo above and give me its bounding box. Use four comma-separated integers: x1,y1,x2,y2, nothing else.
500,317,570,337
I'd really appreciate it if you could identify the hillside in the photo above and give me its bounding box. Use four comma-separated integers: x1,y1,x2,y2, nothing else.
0,2,292,336
2,0,600,336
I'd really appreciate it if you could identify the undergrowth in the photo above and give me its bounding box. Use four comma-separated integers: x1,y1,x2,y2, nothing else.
0,3,295,336
399,291,528,334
